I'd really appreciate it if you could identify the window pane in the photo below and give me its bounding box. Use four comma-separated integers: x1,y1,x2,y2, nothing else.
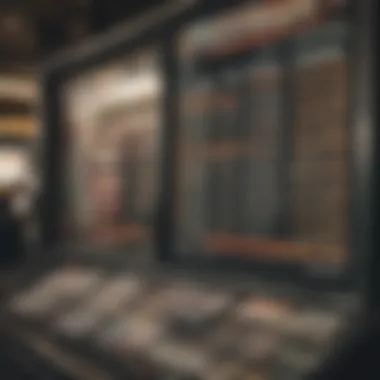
176,1,349,269
61,49,162,250
292,21,348,261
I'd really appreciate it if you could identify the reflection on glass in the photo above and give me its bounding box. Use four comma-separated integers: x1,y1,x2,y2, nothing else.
292,22,348,254
61,49,161,248
176,1,348,269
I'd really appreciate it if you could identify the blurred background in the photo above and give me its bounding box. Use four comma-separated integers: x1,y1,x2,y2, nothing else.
0,1,374,379
0,0,167,261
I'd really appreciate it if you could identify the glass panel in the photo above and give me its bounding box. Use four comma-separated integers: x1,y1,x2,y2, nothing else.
292,22,348,262
61,48,162,249
176,1,348,270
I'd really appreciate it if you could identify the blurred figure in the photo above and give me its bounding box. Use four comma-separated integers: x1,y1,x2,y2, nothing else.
0,156,37,267
12,161,39,258
0,186,23,267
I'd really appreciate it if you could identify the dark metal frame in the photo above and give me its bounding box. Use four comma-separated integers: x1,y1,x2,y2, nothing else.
157,0,377,295
39,0,376,298
350,0,378,313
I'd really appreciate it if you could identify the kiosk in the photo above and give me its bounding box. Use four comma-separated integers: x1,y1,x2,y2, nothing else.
0,0,377,379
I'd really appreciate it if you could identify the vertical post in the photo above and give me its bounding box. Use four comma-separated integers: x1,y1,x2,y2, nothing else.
276,40,295,238
39,71,63,251
155,35,179,262
348,0,376,313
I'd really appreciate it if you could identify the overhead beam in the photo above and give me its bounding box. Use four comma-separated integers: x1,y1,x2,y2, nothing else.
44,0,195,72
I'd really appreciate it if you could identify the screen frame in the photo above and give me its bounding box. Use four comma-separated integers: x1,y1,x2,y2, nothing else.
39,0,376,294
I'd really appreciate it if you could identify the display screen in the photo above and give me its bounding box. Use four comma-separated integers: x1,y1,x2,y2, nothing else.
176,0,349,270
61,48,162,248
11,269,345,379
150,341,209,375
99,313,163,353
10,268,100,317
55,275,143,336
